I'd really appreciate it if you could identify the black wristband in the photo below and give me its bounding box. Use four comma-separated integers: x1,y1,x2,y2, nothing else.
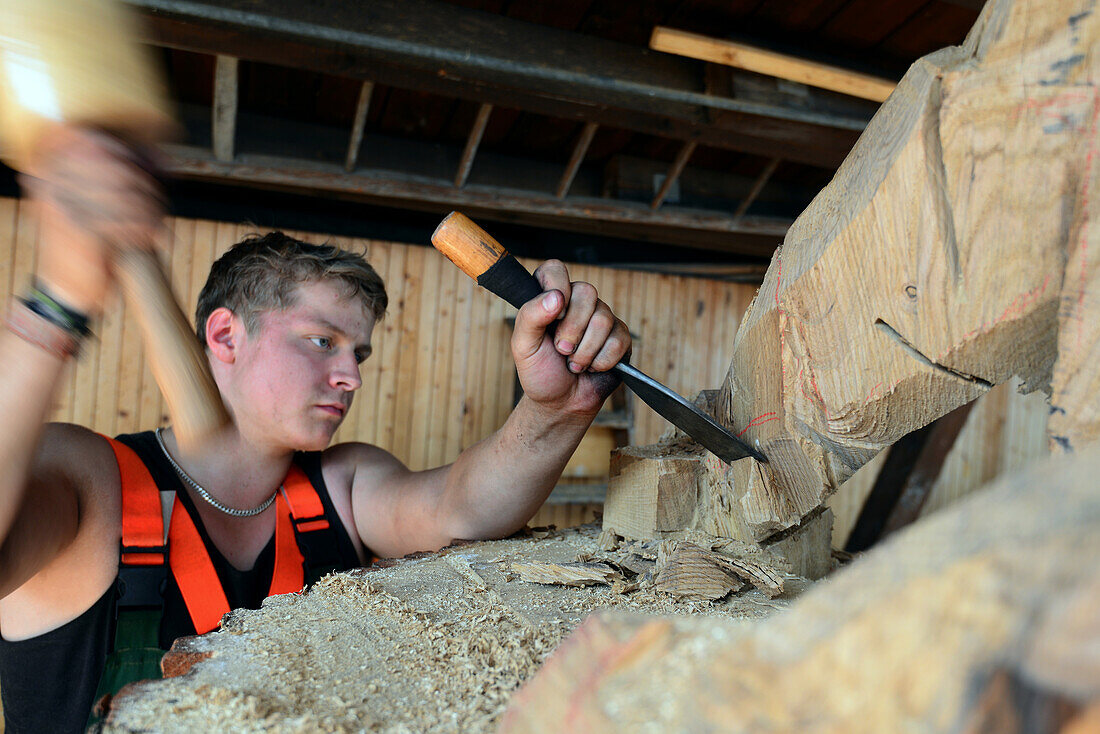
21,280,92,339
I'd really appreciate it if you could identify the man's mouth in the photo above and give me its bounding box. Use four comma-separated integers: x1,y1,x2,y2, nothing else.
317,403,346,417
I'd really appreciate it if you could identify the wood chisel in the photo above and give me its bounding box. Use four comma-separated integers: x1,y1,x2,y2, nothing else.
431,211,768,465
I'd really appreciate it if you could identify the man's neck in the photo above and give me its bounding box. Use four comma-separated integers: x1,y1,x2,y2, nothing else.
158,426,295,508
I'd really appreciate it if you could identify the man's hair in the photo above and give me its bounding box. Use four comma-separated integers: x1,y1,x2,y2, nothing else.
195,231,387,343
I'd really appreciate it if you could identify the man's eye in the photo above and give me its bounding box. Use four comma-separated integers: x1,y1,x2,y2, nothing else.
309,336,332,350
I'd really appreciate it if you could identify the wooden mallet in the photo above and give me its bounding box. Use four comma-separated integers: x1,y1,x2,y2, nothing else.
0,0,229,451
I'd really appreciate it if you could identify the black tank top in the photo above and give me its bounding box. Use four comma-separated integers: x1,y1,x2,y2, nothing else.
0,431,362,733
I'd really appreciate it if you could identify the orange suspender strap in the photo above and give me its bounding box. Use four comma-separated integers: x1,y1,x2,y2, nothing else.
172,474,326,633
167,496,230,634
281,465,331,533
109,437,322,634
107,438,165,566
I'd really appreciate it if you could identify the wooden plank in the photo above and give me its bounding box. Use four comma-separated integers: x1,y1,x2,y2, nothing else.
373,242,407,454
844,400,976,553
651,141,697,210
650,26,897,103
212,55,239,162
555,122,598,199
407,248,441,470
461,272,497,449
427,258,460,467
344,81,374,172
454,103,493,189
732,157,781,220
390,246,425,465
350,239,390,447
442,266,475,463
114,283,146,435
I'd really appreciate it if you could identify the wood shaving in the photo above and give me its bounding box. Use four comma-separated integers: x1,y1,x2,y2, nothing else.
512,561,620,587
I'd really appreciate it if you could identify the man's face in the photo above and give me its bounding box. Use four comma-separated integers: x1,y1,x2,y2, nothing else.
229,279,376,452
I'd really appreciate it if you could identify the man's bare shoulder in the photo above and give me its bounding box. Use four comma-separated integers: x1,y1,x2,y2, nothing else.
37,422,121,500
320,441,409,495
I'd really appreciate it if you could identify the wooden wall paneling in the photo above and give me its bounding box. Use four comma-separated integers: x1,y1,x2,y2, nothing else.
364,240,393,446
664,274,689,402
460,273,496,450
374,243,407,455
188,221,217,320
341,240,390,447
441,263,475,463
407,248,442,471
923,380,1050,517
93,289,125,437
639,273,676,444
427,260,460,467
114,283,144,436
486,290,513,444
390,245,426,466
624,269,651,442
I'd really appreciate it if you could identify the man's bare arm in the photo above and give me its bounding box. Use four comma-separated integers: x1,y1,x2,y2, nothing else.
341,259,630,560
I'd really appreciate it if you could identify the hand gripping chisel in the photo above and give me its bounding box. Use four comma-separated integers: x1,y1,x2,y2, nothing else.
431,212,767,465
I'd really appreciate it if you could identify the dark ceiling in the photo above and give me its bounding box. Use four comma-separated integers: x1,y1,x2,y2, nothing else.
5,0,983,274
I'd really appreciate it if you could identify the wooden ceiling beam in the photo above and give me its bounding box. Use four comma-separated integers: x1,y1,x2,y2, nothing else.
556,122,598,199
454,103,492,188
651,140,697,210
345,81,374,172
651,27,897,103
125,0,871,168
160,143,788,257
732,157,781,220
212,54,238,161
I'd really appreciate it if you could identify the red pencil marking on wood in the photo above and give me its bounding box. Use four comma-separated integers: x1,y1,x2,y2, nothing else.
737,414,779,438
952,273,1052,354
1075,94,1100,350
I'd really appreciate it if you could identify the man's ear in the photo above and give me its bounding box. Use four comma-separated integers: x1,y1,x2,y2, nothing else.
205,307,240,363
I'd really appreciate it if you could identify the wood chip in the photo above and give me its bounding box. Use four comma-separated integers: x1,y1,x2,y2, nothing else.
714,556,785,598
617,554,656,577
653,542,744,601
511,561,620,587
597,527,621,551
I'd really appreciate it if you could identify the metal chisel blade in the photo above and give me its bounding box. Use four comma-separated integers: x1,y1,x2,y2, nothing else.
614,363,768,464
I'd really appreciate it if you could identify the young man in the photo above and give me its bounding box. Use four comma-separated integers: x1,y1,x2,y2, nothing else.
0,129,630,731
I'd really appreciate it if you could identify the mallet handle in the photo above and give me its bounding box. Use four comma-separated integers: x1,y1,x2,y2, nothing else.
113,247,228,452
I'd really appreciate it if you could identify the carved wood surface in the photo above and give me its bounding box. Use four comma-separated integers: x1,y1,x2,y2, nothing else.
700,0,1099,542
501,445,1100,734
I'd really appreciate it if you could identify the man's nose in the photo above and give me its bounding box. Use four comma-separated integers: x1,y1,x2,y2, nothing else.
330,352,363,391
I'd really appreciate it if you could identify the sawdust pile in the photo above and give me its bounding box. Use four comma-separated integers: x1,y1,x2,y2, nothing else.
103,524,805,733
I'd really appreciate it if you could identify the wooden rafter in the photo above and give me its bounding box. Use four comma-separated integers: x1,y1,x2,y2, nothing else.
732,157,781,220
555,122,598,199
651,141,697,210
454,103,492,189
126,0,871,168
344,81,374,173
650,26,897,103
212,54,238,162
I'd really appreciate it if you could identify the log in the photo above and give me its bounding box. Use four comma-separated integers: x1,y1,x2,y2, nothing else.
681,0,1100,544
501,445,1100,733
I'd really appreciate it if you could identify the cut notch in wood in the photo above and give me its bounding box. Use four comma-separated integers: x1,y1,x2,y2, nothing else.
650,26,896,103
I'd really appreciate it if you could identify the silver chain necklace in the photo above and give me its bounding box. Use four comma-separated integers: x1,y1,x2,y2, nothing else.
154,428,279,518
